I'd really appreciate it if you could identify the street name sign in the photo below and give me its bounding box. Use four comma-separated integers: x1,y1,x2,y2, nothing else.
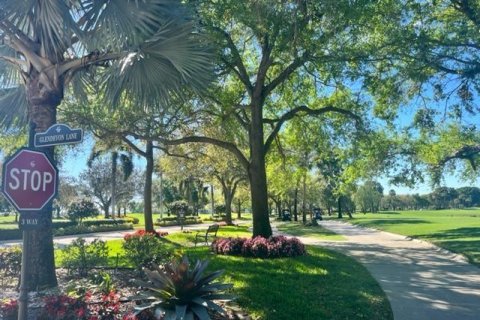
1,148,58,212
34,123,83,147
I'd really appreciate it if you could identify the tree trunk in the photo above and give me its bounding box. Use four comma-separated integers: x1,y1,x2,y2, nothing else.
103,204,109,217
276,199,282,219
144,141,155,232
237,199,242,219
248,102,272,237
210,185,215,217
109,152,117,219
293,188,298,222
302,174,307,224
337,196,343,219
25,75,62,289
223,188,233,225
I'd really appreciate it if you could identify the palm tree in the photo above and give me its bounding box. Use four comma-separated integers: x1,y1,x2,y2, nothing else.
88,138,134,219
0,0,212,289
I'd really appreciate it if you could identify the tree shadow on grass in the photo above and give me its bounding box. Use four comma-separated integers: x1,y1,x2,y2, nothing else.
417,227,480,240
188,247,393,320
436,239,480,266
414,227,480,266
372,211,401,215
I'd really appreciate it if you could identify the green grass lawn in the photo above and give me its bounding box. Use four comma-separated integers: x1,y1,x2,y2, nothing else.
277,222,346,241
0,214,16,229
349,209,480,266
55,226,392,320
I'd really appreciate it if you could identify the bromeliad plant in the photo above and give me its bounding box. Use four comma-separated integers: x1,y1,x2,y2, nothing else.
134,256,234,320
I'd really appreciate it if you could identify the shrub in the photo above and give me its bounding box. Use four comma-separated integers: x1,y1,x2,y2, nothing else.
122,230,170,269
134,256,234,320
212,237,244,255
38,295,88,320
67,200,99,224
0,299,18,319
169,200,192,216
215,204,227,215
86,290,122,320
0,229,22,241
123,216,140,224
54,223,133,236
59,238,109,276
212,235,306,258
0,246,21,278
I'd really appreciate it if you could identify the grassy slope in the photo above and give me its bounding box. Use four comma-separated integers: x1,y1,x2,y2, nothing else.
350,209,480,266
56,226,392,320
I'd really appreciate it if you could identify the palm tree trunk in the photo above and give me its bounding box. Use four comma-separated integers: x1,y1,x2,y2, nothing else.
25,76,62,289
110,152,118,219
144,141,155,232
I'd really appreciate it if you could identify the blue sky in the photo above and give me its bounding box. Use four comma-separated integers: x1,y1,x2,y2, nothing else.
58,133,479,196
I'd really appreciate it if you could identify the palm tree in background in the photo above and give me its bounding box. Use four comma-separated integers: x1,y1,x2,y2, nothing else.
0,0,212,289
88,138,134,219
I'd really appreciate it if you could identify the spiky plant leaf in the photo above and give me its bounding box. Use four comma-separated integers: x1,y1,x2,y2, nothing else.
191,304,211,320
134,256,234,319
176,304,187,319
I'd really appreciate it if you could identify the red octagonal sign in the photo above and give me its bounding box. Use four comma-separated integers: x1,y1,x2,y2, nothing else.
1,148,58,212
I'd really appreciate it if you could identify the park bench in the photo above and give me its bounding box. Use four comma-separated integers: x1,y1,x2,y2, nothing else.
194,224,219,246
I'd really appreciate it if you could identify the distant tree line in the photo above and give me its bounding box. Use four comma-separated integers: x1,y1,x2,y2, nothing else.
354,183,480,213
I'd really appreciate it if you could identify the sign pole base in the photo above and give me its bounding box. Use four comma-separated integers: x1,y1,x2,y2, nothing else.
18,231,29,320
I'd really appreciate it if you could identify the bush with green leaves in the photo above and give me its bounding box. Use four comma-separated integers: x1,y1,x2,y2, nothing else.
169,200,192,216
59,238,108,277
135,256,234,320
0,246,21,279
122,230,171,269
67,200,99,224
214,204,226,215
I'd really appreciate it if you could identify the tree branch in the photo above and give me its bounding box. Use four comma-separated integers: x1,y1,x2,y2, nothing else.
264,105,362,153
127,131,250,171
253,34,273,98
264,52,309,95
438,144,480,170
451,0,480,27
121,136,147,157
0,21,50,71
58,51,123,76
213,27,253,95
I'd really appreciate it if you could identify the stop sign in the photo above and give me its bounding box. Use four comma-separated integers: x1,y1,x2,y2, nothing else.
1,148,58,212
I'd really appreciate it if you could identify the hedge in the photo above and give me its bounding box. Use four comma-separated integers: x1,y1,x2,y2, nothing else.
0,221,134,241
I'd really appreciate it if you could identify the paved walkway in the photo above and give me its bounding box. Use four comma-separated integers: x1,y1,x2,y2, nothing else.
305,220,480,320
0,223,211,248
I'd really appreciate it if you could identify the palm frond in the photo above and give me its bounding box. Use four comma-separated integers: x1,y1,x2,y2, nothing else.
77,0,185,50
0,53,23,87
1,0,81,62
100,19,213,109
0,86,28,129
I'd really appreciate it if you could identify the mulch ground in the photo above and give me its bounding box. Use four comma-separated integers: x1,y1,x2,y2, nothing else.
1,269,249,319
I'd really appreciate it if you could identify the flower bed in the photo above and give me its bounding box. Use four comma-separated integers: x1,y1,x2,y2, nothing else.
212,235,306,258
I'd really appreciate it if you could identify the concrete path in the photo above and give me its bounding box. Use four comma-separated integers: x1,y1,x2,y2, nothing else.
308,220,480,320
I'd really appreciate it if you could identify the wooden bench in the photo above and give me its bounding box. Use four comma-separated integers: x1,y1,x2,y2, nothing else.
194,224,219,246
